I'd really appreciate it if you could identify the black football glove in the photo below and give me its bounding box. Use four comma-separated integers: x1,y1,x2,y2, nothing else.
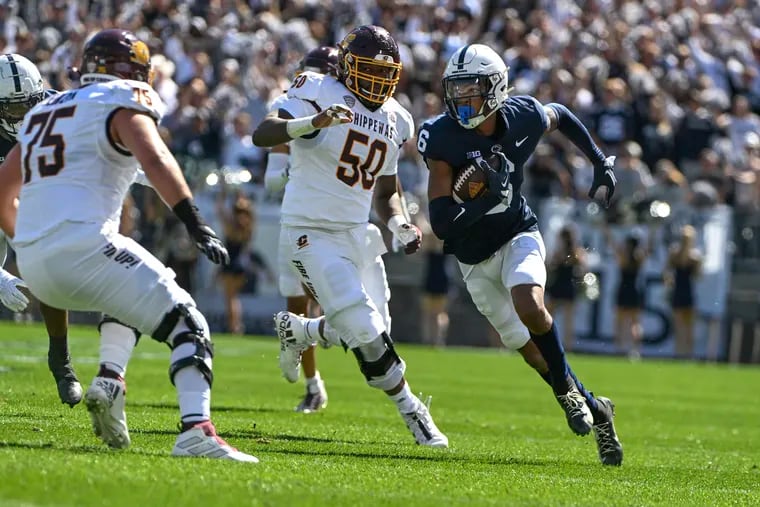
481,152,512,205
588,155,617,208
192,224,230,265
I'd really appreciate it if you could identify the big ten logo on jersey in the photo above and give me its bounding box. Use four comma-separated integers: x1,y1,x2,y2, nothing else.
335,112,397,190
102,242,140,269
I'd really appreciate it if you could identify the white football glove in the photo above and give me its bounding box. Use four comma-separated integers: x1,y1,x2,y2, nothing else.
0,269,29,312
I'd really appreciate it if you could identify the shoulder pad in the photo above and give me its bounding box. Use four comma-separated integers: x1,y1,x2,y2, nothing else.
268,93,288,114
96,80,166,121
285,71,326,102
417,113,456,160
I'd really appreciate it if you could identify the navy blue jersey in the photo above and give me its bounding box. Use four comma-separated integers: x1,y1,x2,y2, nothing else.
419,95,547,264
0,89,58,159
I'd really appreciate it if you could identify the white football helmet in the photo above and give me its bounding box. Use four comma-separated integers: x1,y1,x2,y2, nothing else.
442,44,510,129
0,54,44,140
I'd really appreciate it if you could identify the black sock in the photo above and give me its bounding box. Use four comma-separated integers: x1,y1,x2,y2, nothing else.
48,335,70,358
537,370,552,388
530,323,571,395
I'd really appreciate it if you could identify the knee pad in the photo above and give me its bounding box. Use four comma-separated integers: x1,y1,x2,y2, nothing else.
151,303,209,345
499,321,530,350
99,314,141,345
152,304,214,387
328,301,386,348
352,333,406,391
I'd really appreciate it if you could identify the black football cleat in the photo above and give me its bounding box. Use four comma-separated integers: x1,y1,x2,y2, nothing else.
48,351,83,408
592,396,623,466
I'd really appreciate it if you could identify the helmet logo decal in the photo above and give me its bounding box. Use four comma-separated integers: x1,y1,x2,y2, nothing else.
131,40,150,66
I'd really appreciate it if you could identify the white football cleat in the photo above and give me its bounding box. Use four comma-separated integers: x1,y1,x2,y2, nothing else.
274,311,312,383
84,376,130,449
401,397,449,448
172,421,259,462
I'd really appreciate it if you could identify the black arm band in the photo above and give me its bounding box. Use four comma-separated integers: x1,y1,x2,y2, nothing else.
172,198,205,234
547,103,605,165
428,194,501,241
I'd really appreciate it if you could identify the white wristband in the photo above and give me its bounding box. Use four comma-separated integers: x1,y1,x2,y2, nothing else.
286,115,318,138
387,214,406,237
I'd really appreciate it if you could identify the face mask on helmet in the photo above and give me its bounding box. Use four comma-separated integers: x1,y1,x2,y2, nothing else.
338,26,402,110
0,54,45,140
442,44,510,129
80,29,154,86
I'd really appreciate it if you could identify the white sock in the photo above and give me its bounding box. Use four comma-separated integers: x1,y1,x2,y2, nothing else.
172,343,212,424
388,383,419,413
99,322,137,377
304,317,341,347
305,370,321,385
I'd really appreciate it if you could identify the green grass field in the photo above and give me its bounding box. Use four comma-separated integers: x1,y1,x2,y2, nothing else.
0,322,758,506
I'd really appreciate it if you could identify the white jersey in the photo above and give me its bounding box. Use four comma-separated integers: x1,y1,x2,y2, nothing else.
15,79,164,247
278,72,414,229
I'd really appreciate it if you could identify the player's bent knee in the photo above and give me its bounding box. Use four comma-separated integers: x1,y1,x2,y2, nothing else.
328,301,386,347
499,322,530,350
352,333,406,391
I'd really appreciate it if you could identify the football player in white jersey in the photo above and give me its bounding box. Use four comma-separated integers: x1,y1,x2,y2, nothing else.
253,25,447,447
0,53,83,407
0,29,257,461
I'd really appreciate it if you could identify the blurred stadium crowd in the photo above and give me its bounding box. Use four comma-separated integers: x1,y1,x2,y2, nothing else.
3,0,760,359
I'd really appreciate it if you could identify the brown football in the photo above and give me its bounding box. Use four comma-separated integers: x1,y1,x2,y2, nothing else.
452,158,489,203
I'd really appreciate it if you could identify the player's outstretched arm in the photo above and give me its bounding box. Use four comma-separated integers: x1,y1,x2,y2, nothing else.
252,105,353,148
112,109,229,265
544,103,616,207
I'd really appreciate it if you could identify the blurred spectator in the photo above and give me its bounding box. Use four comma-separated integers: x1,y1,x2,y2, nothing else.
590,78,636,155
638,93,675,170
216,189,256,335
666,225,702,359
222,111,265,183
607,229,648,360
674,90,723,179
416,211,450,348
545,225,587,352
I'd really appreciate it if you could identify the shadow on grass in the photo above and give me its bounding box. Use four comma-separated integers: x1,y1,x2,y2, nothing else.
128,401,287,414
263,446,558,466
0,438,560,467
0,440,167,457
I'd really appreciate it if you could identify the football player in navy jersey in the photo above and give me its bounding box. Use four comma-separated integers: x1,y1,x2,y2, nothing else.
418,44,622,465
0,53,83,407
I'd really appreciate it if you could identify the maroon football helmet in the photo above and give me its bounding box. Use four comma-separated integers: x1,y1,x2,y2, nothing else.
80,29,153,84
298,46,339,77
337,25,401,110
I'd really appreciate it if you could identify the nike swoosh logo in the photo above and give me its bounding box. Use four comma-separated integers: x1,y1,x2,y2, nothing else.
453,207,465,221
515,136,529,147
